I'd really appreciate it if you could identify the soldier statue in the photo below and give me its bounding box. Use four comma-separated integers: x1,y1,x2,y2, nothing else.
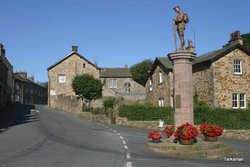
173,6,189,50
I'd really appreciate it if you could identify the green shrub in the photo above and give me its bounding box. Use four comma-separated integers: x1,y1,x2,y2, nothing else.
103,97,116,110
119,103,174,124
194,105,250,129
119,102,250,129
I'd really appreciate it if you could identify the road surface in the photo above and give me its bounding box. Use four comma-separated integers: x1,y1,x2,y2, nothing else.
0,105,249,167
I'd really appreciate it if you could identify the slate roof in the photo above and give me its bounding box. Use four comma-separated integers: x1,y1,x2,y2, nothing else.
14,74,46,89
193,43,250,65
47,51,100,70
100,68,132,78
151,43,250,71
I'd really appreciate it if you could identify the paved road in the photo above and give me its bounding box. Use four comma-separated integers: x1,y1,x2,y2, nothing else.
0,105,249,167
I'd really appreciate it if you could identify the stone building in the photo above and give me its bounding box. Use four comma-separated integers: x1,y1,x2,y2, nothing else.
0,44,13,110
14,72,47,105
47,46,145,109
100,67,146,101
146,31,250,109
145,57,173,107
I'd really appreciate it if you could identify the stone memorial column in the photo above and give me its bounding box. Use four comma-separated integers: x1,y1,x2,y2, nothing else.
168,50,196,129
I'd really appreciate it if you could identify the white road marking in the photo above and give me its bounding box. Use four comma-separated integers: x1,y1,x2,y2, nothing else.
122,140,126,145
36,110,40,113
127,162,132,167
113,130,117,133
105,126,108,129
124,145,128,150
119,136,124,140
126,152,131,159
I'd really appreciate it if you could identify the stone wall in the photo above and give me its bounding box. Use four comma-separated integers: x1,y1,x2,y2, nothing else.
213,49,250,108
193,62,214,105
146,64,173,107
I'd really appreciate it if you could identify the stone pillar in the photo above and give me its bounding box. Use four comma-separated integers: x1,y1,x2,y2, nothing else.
168,50,196,129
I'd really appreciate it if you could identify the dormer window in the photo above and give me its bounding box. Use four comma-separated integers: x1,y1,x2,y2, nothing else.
233,59,242,75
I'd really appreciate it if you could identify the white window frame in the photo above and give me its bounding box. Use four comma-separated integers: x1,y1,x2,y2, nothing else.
58,74,66,84
159,71,163,84
239,93,246,108
108,79,117,88
232,93,246,109
233,59,242,75
125,83,130,93
149,77,153,92
158,98,164,107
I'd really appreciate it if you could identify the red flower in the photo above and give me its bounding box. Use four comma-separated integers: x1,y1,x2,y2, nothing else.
199,123,223,137
163,125,174,138
174,123,199,140
147,131,163,142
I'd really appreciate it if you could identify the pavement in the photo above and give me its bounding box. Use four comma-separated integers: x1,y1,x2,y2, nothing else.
0,104,249,167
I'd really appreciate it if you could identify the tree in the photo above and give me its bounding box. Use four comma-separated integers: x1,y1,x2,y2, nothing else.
37,81,48,89
242,33,250,50
72,74,102,110
130,59,153,86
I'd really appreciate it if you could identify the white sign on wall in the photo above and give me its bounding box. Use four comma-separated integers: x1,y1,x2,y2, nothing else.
50,90,56,96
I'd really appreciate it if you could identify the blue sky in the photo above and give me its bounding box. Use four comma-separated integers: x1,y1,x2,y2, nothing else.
0,0,249,82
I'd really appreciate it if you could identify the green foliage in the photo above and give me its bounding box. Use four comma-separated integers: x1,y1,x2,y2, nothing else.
37,81,48,89
103,97,116,110
130,59,153,86
119,102,250,129
194,105,250,129
72,74,102,109
242,33,250,50
119,103,173,124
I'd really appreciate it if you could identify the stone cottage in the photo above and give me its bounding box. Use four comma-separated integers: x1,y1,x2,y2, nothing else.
0,44,13,110
146,31,250,109
47,46,146,109
14,72,47,105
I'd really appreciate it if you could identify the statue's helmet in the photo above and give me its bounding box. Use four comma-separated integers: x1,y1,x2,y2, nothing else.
173,6,180,11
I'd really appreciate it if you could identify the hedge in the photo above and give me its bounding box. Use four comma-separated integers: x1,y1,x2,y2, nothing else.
119,103,250,129
119,103,173,124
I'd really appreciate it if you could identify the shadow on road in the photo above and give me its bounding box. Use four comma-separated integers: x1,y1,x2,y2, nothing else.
0,103,38,132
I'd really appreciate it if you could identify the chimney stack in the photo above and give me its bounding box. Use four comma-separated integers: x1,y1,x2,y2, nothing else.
0,43,6,58
28,75,34,82
228,30,243,45
72,45,78,52
16,71,27,79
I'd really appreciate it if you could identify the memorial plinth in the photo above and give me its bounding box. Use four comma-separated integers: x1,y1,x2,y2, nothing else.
168,50,196,129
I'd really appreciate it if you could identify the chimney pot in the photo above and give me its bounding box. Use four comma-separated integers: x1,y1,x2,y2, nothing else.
72,45,78,52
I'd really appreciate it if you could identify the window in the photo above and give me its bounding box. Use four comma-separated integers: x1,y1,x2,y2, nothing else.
15,83,19,90
158,98,164,107
149,77,153,91
15,95,20,102
125,83,130,93
58,74,66,83
233,59,242,74
159,71,163,84
83,63,86,68
108,79,117,88
232,93,246,108
239,93,246,108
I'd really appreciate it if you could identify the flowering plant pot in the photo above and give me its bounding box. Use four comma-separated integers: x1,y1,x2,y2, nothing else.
174,123,199,144
179,138,194,145
204,135,218,142
163,125,174,138
147,131,163,143
199,123,223,140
